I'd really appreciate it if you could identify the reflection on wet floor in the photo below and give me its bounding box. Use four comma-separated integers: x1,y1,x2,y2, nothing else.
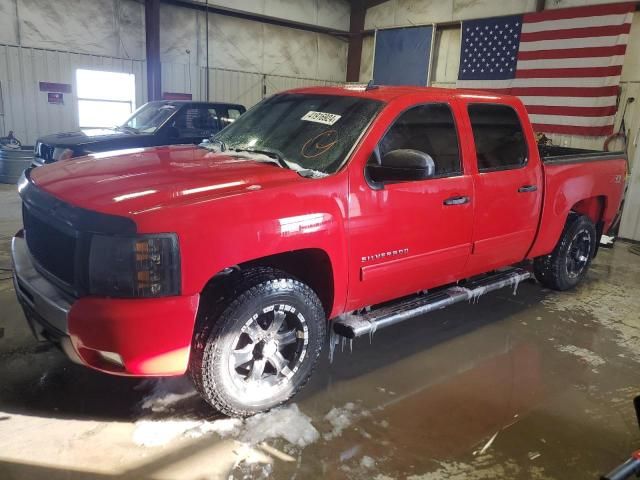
0,184,639,479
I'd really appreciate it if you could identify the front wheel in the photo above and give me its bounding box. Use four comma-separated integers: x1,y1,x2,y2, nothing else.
190,268,326,417
534,213,596,291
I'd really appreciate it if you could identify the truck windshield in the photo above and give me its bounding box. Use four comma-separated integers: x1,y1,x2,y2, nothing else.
212,93,382,174
121,103,178,133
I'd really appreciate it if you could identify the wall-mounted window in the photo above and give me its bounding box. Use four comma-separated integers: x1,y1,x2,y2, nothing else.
431,26,462,86
76,69,135,129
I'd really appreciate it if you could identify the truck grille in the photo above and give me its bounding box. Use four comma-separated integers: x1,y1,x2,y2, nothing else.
19,172,137,296
23,205,77,286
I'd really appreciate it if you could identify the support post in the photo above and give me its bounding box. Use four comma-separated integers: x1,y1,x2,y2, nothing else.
346,0,366,82
205,0,209,101
145,0,162,101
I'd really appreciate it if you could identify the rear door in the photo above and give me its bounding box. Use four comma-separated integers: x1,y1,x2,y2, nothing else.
460,101,543,276
346,101,474,309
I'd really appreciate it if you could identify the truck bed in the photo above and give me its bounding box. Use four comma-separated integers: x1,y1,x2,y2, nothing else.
527,146,627,259
538,144,626,165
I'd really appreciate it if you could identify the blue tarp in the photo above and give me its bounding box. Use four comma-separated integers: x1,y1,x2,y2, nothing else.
373,26,433,86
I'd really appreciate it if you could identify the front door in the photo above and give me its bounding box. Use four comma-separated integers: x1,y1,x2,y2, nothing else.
461,102,543,276
346,102,474,310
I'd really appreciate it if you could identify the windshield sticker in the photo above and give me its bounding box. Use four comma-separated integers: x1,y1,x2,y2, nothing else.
301,111,342,126
301,130,338,158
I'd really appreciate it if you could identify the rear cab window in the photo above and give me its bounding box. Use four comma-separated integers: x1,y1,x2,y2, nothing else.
467,104,527,172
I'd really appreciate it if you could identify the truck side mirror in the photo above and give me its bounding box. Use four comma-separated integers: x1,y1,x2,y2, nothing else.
367,149,435,184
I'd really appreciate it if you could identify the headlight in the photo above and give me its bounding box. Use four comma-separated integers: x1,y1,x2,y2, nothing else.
52,147,74,161
89,234,180,297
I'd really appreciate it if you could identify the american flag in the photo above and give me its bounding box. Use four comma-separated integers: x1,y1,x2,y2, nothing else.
457,3,635,136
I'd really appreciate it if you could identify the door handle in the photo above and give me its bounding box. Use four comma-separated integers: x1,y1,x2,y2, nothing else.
443,195,470,206
518,185,538,193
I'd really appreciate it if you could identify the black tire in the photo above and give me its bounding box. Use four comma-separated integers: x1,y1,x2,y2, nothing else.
534,213,597,291
189,267,326,417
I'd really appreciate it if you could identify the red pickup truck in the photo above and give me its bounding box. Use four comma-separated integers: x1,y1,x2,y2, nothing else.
12,86,626,417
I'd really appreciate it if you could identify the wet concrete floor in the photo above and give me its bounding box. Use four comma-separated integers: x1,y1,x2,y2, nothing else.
1,183,639,479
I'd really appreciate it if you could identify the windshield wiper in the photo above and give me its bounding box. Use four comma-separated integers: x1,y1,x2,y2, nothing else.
231,147,328,178
232,147,290,170
201,138,227,152
297,168,328,179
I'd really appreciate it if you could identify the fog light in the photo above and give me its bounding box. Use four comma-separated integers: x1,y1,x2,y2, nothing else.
97,350,124,366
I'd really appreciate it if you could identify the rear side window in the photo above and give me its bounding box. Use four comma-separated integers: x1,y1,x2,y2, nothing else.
228,108,243,119
468,104,527,172
379,103,461,177
172,106,221,138
222,107,243,127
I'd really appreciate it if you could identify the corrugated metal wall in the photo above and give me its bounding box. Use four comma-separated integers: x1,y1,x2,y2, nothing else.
620,145,640,241
0,44,146,146
264,74,342,95
162,63,265,106
208,68,265,107
0,46,344,147
162,62,343,107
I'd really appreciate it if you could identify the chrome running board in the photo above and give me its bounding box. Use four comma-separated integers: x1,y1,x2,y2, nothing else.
333,267,532,339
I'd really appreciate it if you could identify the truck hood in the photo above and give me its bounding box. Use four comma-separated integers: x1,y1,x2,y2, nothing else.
29,145,307,217
37,128,143,147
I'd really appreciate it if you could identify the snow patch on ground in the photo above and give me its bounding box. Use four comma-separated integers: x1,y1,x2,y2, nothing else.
360,455,376,468
323,402,358,440
240,403,319,448
138,376,198,412
134,376,330,451
133,417,241,447
556,344,606,367
132,403,317,449
141,392,196,412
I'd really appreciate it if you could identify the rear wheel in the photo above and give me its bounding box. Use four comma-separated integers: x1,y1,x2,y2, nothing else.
534,214,596,291
190,267,326,417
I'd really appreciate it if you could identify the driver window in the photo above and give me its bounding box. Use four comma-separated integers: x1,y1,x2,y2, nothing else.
377,103,461,177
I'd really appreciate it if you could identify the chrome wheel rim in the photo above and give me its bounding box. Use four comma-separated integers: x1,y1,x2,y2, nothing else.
566,229,592,279
227,304,308,395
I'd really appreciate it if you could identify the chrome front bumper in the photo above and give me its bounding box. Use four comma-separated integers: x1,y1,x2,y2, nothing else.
11,234,81,362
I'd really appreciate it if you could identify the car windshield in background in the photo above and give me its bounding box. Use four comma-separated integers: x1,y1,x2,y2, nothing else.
212,93,383,174
122,103,178,133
